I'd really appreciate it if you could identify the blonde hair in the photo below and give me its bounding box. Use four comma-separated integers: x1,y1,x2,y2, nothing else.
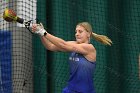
77,22,112,46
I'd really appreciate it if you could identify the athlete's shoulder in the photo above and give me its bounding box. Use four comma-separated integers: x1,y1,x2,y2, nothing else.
89,44,96,51
81,43,95,51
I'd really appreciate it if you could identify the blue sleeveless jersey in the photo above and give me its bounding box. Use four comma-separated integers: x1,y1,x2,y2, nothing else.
67,52,96,93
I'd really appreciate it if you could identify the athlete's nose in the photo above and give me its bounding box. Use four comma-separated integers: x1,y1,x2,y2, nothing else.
75,32,79,36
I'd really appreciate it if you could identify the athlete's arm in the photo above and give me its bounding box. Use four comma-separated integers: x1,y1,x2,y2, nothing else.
32,23,95,54
32,24,65,51
44,33,95,55
40,36,66,51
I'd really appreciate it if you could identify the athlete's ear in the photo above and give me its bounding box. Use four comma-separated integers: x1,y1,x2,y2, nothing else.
87,32,91,38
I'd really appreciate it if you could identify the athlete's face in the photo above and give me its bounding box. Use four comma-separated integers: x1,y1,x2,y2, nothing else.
75,25,91,44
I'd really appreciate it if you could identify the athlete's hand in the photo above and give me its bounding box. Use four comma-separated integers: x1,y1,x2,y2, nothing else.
32,23,47,36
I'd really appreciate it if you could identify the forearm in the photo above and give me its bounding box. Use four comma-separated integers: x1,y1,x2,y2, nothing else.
44,33,66,48
40,36,53,50
32,24,66,49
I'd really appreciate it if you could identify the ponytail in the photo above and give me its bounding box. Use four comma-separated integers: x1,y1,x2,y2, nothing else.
91,32,112,46
77,22,112,46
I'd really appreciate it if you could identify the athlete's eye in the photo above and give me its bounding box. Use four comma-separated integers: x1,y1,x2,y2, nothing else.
79,30,83,33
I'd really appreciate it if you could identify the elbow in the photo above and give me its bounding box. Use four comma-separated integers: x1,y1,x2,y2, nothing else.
47,45,53,50
44,44,52,50
45,44,56,51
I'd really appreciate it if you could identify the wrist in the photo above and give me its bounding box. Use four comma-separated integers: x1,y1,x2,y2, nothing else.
37,28,46,37
44,31,47,36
